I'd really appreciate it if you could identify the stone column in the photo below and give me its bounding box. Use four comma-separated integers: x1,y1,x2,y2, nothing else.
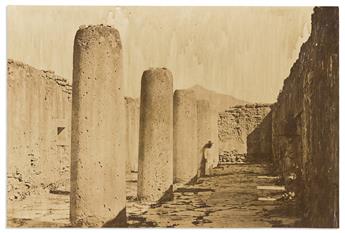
70,25,126,227
173,89,198,183
137,68,173,202
197,100,211,176
125,97,140,175
210,109,220,168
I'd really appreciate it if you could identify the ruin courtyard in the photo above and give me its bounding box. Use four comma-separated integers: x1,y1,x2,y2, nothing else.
6,6,339,228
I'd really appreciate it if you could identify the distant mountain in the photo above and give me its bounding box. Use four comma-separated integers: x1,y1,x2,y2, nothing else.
187,85,249,112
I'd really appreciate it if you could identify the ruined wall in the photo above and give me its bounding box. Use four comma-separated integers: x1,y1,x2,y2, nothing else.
247,111,272,159
271,7,338,227
7,58,143,202
218,104,272,163
7,59,72,200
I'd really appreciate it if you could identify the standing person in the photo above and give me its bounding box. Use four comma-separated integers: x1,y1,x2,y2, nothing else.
199,140,213,177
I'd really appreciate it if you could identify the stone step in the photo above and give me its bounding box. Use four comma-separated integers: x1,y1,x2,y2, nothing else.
257,176,280,180
258,197,278,201
256,186,285,191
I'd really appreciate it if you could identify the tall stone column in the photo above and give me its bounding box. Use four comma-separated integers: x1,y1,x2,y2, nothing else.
70,25,126,227
173,89,198,183
125,97,140,175
210,109,220,168
137,68,173,202
197,100,211,176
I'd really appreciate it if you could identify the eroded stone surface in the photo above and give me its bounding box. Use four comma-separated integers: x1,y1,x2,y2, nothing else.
70,25,126,227
137,68,174,202
218,104,272,161
196,100,211,176
173,89,198,183
271,7,339,227
7,60,72,202
125,97,140,175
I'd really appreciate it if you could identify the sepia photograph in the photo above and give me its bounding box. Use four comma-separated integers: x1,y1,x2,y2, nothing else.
2,0,340,229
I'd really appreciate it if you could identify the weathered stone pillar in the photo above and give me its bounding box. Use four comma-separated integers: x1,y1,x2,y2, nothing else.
70,25,126,227
210,109,219,168
137,68,173,202
173,89,198,183
125,97,140,175
197,100,211,176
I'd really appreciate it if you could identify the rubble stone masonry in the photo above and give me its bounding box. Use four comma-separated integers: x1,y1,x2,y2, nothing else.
7,60,72,201
271,7,338,227
218,104,272,163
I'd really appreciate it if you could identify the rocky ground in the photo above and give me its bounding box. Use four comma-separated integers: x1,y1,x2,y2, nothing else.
7,163,301,228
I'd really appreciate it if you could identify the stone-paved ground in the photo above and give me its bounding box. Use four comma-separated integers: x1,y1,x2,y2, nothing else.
126,163,301,227
7,163,300,227
7,191,70,227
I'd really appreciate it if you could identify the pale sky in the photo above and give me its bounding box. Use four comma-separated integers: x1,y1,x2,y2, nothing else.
7,6,313,103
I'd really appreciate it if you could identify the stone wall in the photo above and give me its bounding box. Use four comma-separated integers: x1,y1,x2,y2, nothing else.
271,7,338,227
7,59,143,199
218,104,272,163
7,59,72,200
